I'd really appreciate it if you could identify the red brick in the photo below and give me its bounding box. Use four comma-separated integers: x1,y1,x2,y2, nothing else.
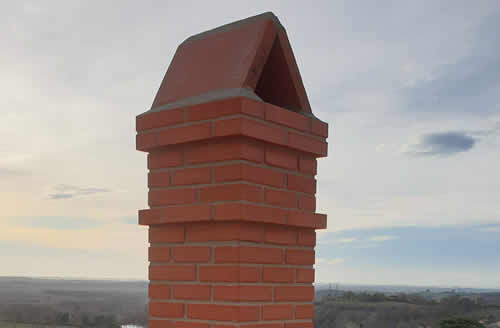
148,284,170,299
213,285,273,302
239,140,265,163
212,325,237,328
149,320,171,328
173,322,210,328
148,189,196,206
137,132,157,151
163,204,212,223
186,139,263,164
186,98,241,121
265,147,298,170
265,103,310,132
157,122,212,147
214,203,287,225
275,286,314,302
199,184,262,203
149,247,170,262
214,118,287,146
213,164,244,182
241,98,266,118
288,132,327,156
214,246,282,264
186,222,263,243
287,175,316,194
214,164,284,188
140,209,162,225
240,324,283,328
186,97,264,122
296,268,315,283
250,165,285,187
262,267,294,283
149,225,185,243
262,304,293,320
149,265,196,281
173,247,210,263
264,226,297,245
199,265,260,283
286,249,315,265
148,171,170,188
172,285,211,300
264,189,297,208
148,149,184,169
212,118,244,137
295,304,314,319
297,194,315,211
187,304,259,322
297,230,316,246
311,119,328,137
136,108,184,132
298,157,316,175
288,211,326,229
213,203,245,221
285,322,313,328
171,167,211,186
149,302,184,318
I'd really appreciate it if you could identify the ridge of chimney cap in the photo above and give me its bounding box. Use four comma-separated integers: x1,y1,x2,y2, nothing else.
181,11,285,45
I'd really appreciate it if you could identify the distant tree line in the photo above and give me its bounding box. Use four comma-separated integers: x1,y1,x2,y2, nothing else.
314,291,499,328
81,314,120,328
323,290,438,305
440,318,486,328
0,304,125,328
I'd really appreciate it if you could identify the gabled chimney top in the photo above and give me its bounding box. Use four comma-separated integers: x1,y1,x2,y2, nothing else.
149,12,313,116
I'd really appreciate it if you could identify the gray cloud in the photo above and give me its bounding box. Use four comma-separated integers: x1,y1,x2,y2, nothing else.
48,184,111,200
404,131,477,157
49,194,74,199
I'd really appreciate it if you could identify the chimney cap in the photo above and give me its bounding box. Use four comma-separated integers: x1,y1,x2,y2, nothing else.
148,12,313,116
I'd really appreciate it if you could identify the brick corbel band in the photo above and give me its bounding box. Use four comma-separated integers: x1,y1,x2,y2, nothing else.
136,12,329,328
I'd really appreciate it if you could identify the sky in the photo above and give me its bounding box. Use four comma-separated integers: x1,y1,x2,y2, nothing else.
1,0,499,288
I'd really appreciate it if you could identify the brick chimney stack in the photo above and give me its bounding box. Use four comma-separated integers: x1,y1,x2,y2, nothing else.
136,12,328,328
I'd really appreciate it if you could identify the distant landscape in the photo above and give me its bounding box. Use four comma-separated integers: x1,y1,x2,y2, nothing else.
315,285,500,328
0,277,147,328
1,277,499,328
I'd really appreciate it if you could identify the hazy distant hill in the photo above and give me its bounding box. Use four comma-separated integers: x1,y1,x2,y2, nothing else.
0,277,148,326
2,277,499,328
315,283,500,294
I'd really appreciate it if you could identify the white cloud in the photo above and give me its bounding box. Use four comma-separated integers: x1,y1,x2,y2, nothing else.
368,235,399,242
47,184,111,200
317,258,345,266
322,237,357,245
320,234,398,247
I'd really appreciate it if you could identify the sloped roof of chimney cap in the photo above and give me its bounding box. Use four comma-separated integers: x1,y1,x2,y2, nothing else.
181,12,285,45
146,11,313,117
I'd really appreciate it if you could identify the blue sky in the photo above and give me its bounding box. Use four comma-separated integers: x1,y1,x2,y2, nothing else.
316,225,500,288
1,1,499,287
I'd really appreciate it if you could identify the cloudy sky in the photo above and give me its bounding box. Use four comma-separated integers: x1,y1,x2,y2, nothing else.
1,1,499,288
